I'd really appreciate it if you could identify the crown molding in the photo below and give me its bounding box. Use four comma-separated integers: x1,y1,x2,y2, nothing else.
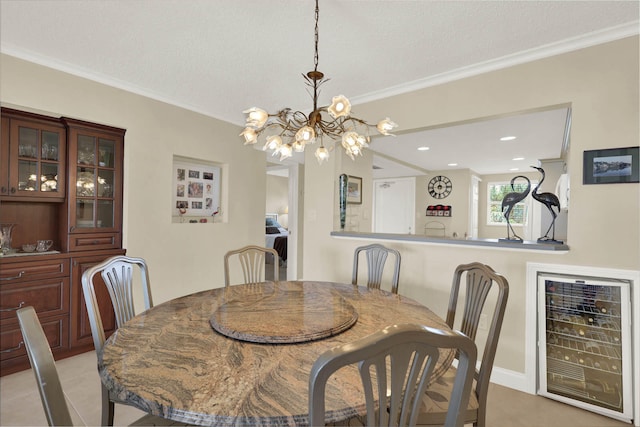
351,21,640,106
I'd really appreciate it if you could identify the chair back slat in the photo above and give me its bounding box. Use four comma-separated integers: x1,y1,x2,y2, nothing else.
224,245,279,286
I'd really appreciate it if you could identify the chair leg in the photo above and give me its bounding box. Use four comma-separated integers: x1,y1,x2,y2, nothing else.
101,385,115,426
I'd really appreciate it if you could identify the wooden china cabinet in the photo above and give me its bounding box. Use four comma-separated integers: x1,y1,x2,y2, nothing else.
0,108,125,375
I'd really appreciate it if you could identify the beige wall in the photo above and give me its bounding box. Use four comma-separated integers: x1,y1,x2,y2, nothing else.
303,36,639,378
1,55,266,305
266,174,288,228
1,35,638,389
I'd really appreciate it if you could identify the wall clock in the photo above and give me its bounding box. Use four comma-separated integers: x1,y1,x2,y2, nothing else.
428,175,452,199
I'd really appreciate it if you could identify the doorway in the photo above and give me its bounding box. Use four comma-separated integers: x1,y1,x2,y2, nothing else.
372,177,416,234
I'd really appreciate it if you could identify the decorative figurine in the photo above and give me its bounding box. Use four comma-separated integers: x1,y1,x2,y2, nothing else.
339,174,348,230
531,166,563,244
500,176,531,242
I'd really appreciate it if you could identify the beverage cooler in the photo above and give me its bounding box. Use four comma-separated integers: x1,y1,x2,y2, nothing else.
537,273,633,423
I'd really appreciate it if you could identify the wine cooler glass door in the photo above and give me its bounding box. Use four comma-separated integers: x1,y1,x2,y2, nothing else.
537,274,632,423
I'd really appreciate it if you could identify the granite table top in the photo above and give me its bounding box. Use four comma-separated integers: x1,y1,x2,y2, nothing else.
98,281,454,426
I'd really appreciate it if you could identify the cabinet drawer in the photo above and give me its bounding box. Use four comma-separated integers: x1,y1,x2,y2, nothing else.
0,278,70,322
69,233,120,251
0,258,69,282
0,315,69,362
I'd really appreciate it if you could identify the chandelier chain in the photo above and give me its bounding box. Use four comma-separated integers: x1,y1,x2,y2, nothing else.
314,0,319,72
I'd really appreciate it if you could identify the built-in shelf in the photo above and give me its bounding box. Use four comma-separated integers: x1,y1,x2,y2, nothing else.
330,231,570,251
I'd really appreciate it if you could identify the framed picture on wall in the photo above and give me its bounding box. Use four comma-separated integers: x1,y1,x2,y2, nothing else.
347,175,362,204
583,146,639,184
173,156,221,217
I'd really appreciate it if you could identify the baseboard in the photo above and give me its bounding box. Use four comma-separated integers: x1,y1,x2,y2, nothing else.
452,360,535,395
489,366,534,394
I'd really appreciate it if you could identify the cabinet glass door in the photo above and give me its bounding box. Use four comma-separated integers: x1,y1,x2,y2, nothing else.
74,135,117,229
15,124,63,196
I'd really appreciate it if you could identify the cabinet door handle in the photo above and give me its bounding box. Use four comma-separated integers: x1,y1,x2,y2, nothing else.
0,301,25,312
0,186,6,194
0,342,24,354
0,271,25,281
10,187,16,194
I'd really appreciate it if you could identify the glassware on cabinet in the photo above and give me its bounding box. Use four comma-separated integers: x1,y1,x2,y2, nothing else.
77,135,95,165
0,223,17,254
98,138,115,168
18,127,37,158
98,170,114,197
17,160,37,191
76,169,95,197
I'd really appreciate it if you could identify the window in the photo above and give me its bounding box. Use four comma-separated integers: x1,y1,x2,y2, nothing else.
487,181,536,226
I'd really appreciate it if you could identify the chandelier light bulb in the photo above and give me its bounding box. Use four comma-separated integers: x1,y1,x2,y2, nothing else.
264,135,282,151
295,125,316,143
328,95,351,119
243,107,268,128
376,118,398,136
277,144,293,161
342,131,359,148
240,127,258,145
315,146,330,164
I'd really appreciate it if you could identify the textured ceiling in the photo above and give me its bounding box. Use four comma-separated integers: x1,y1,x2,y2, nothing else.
1,1,638,176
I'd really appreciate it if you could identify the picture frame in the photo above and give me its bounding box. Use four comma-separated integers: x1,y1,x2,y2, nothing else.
173,156,221,218
583,146,639,185
347,175,362,204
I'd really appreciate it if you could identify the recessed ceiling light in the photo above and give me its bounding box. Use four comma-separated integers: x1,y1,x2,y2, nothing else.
512,157,525,161
447,163,458,167
500,136,517,141
417,146,430,151
510,168,520,171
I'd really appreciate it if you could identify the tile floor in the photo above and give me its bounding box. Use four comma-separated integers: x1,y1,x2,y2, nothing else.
0,350,631,427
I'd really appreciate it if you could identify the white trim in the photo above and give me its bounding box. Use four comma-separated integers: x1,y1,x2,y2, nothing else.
489,366,532,394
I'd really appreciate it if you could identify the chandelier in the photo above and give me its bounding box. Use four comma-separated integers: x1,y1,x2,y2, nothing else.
240,0,397,164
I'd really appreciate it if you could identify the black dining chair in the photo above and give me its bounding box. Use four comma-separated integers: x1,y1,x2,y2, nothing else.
309,323,477,427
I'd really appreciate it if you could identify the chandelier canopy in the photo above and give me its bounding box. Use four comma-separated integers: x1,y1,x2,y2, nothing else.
240,0,397,164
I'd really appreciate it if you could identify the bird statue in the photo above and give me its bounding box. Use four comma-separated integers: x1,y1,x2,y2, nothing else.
501,175,531,241
531,166,563,243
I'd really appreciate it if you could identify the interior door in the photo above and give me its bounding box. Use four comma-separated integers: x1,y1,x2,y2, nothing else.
373,178,415,234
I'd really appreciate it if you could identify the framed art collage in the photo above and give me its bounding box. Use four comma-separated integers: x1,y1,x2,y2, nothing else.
173,156,221,218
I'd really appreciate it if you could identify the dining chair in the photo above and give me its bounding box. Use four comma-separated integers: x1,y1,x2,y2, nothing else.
416,262,509,427
309,323,477,427
82,255,154,426
224,245,279,286
17,306,179,427
352,243,401,294
17,306,75,426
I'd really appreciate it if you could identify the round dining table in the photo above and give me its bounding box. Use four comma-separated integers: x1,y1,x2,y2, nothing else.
98,280,454,426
